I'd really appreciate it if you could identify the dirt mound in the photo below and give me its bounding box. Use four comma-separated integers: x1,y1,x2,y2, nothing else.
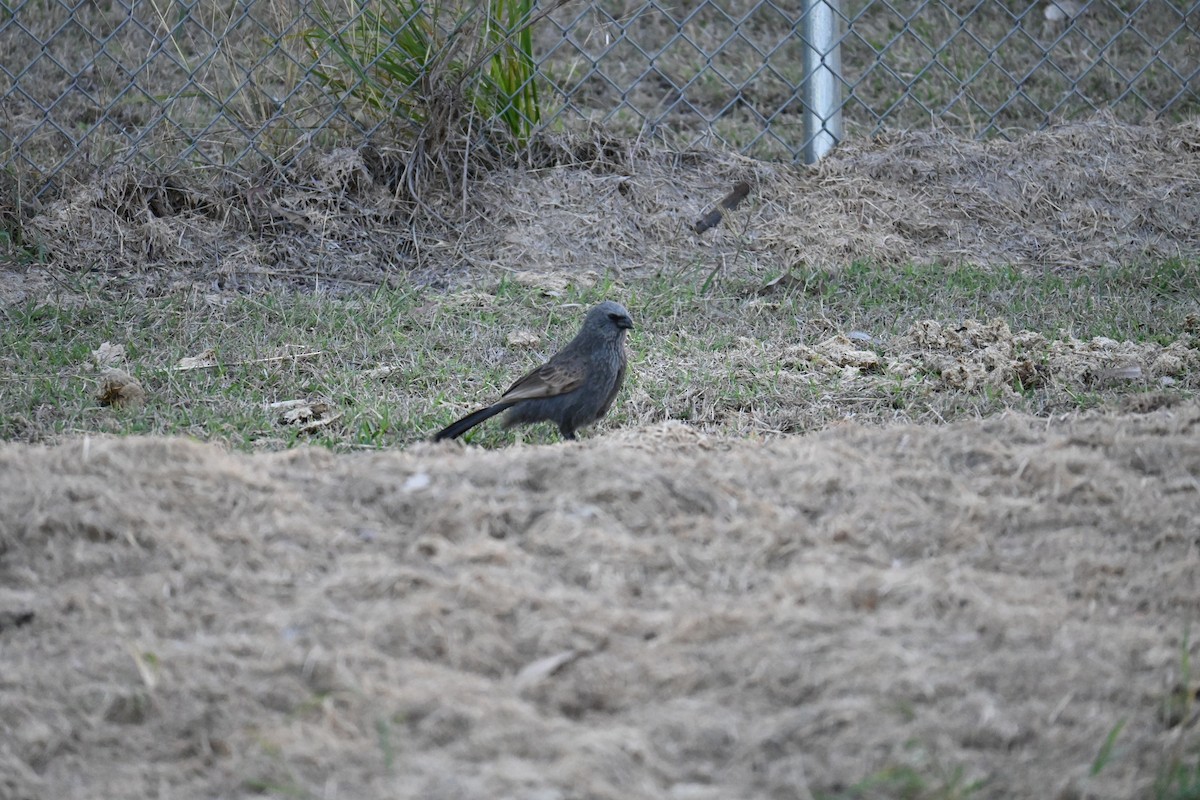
11,117,1200,302
3,408,1199,798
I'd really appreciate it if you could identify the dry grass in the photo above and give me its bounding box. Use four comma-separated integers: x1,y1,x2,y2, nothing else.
9,116,1200,291
2,411,1199,798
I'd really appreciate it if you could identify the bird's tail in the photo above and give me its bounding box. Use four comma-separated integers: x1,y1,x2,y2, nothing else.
431,402,516,441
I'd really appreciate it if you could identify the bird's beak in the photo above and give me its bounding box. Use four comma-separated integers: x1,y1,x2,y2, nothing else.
618,317,634,330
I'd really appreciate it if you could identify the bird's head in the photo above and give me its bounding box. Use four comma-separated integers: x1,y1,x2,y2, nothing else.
589,300,634,336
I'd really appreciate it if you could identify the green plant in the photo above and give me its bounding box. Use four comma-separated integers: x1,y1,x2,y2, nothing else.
1156,754,1200,800
1091,719,1126,776
305,0,542,146
821,760,985,799
1151,628,1200,800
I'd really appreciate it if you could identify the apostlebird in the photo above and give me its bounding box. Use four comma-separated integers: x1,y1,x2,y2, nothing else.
433,301,634,442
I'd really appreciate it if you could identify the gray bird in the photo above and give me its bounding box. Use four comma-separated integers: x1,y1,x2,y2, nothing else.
433,301,634,442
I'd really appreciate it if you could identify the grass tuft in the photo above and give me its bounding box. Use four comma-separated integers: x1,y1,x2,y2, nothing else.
304,0,544,173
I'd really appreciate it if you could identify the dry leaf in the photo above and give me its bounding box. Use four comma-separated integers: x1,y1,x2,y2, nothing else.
513,271,569,296
91,342,126,367
814,335,881,370
514,650,585,691
176,349,218,370
272,399,341,432
506,329,541,348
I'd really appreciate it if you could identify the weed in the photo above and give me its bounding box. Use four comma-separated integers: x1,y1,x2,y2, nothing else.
1155,755,1200,800
305,0,542,145
1091,719,1126,776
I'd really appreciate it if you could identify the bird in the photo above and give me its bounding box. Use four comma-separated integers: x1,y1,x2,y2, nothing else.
432,301,634,442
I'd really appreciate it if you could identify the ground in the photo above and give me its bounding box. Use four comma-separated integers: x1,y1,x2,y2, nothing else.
2,117,1200,799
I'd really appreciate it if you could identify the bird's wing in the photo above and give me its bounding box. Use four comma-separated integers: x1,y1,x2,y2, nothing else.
499,358,585,402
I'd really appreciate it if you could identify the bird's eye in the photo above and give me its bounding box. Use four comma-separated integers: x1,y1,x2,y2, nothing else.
608,313,620,322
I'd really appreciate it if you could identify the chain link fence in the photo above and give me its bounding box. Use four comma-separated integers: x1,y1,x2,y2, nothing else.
2,0,1197,199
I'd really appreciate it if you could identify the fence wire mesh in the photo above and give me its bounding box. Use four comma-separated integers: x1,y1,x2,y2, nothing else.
2,0,1197,199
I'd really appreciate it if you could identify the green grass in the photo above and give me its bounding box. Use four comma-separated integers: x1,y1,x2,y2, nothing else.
1156,755,1200,800
791,259,1200,343
1,259,1197,450
819,764,984,800
815,736,985,799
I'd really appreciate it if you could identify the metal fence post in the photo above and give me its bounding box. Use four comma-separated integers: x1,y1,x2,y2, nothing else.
801,0,843,163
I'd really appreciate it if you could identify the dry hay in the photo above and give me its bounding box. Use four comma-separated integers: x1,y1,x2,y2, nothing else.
10,115,1200,303
2,407,1199,799
18,148,412,296
775,115,1200,270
